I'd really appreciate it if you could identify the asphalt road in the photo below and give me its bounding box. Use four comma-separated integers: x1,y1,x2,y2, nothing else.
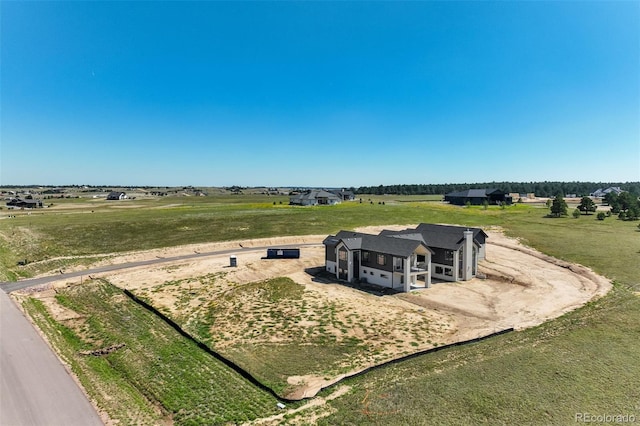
0,290,104,425
0,243,321,424
1,243,319,294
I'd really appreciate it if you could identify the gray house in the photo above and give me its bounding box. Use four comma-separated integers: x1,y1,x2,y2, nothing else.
590,187,624,198
330,189,355,201
323,223,487,292
289,190,341,206
107,191,127,200
6,198,43,208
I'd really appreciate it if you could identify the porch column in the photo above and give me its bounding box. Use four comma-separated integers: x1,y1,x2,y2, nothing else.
403,257,411,292
426,253,432,288
453,250,459,281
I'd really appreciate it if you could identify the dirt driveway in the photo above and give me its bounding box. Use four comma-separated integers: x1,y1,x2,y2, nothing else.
31,225,611,399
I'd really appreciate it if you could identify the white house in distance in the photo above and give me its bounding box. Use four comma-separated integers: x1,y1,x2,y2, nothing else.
590,187,624,198
323,223,487,293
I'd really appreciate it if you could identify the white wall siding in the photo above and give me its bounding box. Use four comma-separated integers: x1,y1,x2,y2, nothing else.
360,267,394,288
326,260,337,275
478,244,486,260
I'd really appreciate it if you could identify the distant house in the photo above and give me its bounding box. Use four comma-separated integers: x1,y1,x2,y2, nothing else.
330,189,355,201
444,189,512,206
6,198,43,208
107,191,127,200
590,187,624,198
323,223,487,292
289,190,341,206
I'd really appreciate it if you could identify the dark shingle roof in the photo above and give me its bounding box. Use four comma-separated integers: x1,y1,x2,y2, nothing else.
292,189,341,202
445,189,488,198
325,223,485,256
381,224,487,250
330,230,431,257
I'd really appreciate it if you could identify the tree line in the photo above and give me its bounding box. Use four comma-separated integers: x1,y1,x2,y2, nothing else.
355,182,640,198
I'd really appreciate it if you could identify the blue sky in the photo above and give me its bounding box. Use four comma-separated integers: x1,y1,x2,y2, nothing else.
1,1,639,187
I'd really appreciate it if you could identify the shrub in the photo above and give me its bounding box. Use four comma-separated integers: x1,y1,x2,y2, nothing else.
597,212,606,220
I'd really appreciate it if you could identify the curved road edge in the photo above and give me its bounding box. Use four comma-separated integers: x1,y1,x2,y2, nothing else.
1,243,322,294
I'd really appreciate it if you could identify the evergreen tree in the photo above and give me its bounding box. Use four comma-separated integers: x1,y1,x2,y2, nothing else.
577,196,597,215
550,194,568,217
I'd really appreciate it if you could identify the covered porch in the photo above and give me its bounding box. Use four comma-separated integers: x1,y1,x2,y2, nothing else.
392,246,432,292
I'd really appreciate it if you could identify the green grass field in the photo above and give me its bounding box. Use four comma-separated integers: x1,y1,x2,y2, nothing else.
2,195,509,280
3,194,639,424
20,279,284,425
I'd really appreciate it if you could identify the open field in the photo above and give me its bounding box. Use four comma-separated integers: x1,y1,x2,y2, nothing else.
2,195,639,424
4,194,636,284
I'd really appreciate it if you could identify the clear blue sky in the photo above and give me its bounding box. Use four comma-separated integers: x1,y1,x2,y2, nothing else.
2,1,639,187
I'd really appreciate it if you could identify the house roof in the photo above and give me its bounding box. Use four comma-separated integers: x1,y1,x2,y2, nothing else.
7,198,40,205
381,223,487,251
291,189,341,201
330,189,354,196
328,230,432,257
445,189,488,198
445,188,507,198
591,187,624,197
325,223,486,256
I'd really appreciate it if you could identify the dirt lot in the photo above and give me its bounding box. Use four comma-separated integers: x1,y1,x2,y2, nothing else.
24,225,608,398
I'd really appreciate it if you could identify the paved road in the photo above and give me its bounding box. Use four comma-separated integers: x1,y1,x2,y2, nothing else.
0,243,321,424
1,243,320,294
0,290,104,425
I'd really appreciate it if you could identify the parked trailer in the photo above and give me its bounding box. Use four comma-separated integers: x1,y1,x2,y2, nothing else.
266,248,300,259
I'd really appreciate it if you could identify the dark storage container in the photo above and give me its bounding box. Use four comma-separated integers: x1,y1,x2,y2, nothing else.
266,248,300,259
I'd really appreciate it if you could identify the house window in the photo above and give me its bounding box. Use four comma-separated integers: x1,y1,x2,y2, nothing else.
377,254,386,266
339,250,347,261
435,266,443,274
445,250,454,261
380,274,388,279
363,269,367,274
362,251,369,262
445,268,453,277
